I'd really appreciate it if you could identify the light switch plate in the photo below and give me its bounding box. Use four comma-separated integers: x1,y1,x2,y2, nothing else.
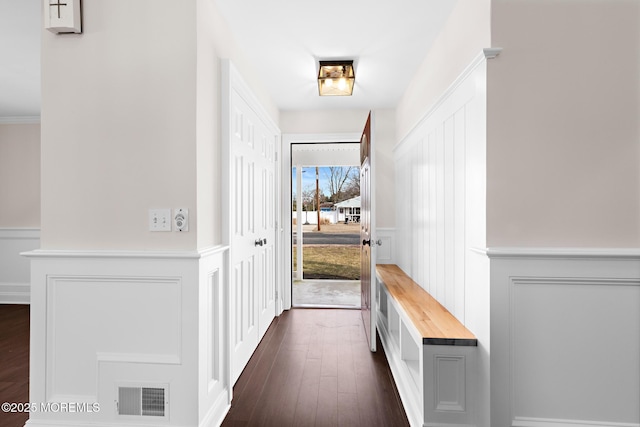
149,209,172,232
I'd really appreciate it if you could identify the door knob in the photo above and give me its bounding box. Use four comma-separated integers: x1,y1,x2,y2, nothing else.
255,239,263,247
362,239,371,246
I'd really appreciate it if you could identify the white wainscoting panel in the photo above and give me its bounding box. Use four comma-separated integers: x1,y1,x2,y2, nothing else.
198,246,230,427
423,344,478,427
391,50,490,427
376,228,395,264
47,275,182,401
433,355,466,412
24,247,231,427
393,51,488,326
489,249,640,427
0,228,40,303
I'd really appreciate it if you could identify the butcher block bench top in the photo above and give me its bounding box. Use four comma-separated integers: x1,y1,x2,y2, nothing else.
376,264,477,346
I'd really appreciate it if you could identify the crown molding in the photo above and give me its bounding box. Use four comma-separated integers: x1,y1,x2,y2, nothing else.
483,47,503,59
0,116,41,124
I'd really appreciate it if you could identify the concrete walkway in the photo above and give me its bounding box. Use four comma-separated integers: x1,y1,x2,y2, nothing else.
292,279,361,308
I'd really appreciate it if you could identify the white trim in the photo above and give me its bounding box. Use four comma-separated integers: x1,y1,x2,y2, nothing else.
97,352,181,365
512,417,640,427
0,282,30,304
0,116,41,124
483,47,503,59
21,246,229,259
281,132,362,310
24,421,200,427
484,247,640,260
0,228,39,304
283,133,361,144
0,228,41,239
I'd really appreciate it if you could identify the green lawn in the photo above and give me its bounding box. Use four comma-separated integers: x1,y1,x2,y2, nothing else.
292,245,360,280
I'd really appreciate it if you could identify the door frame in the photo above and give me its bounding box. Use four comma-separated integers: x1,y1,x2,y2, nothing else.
281,133,360,311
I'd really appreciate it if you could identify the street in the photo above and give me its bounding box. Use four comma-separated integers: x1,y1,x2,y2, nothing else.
293,232,359,245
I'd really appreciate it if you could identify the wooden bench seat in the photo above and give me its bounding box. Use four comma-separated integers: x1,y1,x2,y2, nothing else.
375,264,478,427
376,264,476,346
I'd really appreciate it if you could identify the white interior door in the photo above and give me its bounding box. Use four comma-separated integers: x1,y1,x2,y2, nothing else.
360,112,377,352
228,78,277,384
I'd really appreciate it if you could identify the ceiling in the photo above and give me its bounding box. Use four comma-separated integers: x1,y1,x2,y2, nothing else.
0,0,457,120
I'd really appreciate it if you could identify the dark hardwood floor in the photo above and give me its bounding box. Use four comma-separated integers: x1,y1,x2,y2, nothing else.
0,304,29,427
222,309,409,427
0,305,407,427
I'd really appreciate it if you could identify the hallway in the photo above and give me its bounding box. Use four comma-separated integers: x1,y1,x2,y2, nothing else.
222,309,408,427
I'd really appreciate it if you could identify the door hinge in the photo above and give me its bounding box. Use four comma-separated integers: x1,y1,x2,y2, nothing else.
275,290,279,299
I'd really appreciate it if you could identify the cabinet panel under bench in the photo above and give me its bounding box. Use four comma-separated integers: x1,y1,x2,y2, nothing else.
376,264,478,427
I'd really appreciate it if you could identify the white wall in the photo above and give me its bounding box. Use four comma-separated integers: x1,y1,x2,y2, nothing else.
0,123,41,303
0,123,40,227
373,109,396,229
196,0,280,249
280,109,370,135
488,0,640,247
41,0,198,251
396,0,491,141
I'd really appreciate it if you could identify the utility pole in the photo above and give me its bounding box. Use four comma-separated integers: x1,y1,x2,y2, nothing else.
316,167,321,231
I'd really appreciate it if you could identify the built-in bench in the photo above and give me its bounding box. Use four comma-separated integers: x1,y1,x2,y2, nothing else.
376,264,478,427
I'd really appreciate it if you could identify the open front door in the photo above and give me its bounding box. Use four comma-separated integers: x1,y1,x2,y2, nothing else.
360,112,376,352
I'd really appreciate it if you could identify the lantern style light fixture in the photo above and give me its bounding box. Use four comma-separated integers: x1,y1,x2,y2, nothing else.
317,60,355,96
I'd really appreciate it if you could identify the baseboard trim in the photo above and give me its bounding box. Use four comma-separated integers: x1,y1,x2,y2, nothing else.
0,282,30,304
512,417,640,427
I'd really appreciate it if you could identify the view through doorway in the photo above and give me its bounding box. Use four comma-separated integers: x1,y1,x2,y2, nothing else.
291,144,361,308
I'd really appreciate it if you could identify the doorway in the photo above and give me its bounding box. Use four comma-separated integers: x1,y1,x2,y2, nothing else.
290,143,361,308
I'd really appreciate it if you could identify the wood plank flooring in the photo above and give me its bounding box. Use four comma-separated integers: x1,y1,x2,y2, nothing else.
222,308,409,427
0,305,408,427
0,304,29,427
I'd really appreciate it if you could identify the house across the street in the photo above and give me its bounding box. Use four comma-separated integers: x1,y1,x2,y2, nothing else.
335,196,361,223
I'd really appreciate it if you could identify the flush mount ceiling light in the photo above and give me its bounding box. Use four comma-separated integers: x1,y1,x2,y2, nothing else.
317,60,355,96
